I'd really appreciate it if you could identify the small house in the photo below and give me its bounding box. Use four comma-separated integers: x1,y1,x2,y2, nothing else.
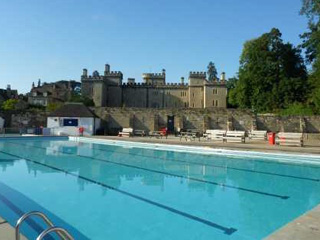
47,103,100,136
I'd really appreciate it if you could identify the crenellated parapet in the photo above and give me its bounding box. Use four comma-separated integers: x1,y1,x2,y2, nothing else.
142,73,166,79
81,75,104,81
105,71,123,77
189,71,207,79
142,70,166,85
205,80,227,86
121,82,188,89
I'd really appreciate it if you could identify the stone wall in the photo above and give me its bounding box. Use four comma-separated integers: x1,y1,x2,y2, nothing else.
10,111,48,128
0,110,47,129
2,108,320,135
93,108,253,134
93,107,320,135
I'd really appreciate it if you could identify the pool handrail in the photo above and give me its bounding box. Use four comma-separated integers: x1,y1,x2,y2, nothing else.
15,211,70,240
36,226,74,240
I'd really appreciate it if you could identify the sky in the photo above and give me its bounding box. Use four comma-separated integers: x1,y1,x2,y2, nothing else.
0,0,309,93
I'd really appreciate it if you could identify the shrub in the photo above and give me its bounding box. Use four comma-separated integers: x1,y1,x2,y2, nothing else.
279,103,315,116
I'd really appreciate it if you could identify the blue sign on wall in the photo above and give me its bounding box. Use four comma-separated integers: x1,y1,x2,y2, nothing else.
63,119,79,126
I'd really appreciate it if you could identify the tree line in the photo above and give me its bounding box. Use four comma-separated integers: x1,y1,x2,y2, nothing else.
226,0,320,115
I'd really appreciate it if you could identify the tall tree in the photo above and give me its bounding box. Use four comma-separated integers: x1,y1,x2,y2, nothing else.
300,0,320,112
231,28,308,112
207,62,218,81
226,77,239,108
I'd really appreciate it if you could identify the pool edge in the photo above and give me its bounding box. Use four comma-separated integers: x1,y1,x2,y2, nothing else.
264,204,320,240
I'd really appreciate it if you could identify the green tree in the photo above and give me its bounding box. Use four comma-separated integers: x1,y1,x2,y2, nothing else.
231,28,308,112
300,0,320,113
46,102,63,112
1,99,19,110
207,62,218,81
69,93,94,107
226,77,239,108
300,0,320,63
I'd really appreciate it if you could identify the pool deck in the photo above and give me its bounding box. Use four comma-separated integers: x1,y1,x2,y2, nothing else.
0,217,27,240
265,204,320,240
88,135,320,155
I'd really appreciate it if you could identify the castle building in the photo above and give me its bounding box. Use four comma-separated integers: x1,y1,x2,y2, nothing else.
81,64,227,109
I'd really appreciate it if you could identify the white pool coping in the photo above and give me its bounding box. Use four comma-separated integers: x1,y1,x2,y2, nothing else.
69,137,320,166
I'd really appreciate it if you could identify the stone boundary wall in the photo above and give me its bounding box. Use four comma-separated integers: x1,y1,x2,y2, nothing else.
2,108,320,135
0,111,48,129
93,108,320,134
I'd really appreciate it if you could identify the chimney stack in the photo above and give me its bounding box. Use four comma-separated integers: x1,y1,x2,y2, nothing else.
180,77,185,85
82,69,88,77
104,64,110,76
220,72,226,81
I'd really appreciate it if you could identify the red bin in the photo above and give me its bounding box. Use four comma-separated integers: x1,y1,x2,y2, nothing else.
268,132,275,145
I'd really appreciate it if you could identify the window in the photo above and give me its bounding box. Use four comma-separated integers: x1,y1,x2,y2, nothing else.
216,100,218,106
213,100,215,106
193,93,195,97
63,119,78,127
213,89,218,94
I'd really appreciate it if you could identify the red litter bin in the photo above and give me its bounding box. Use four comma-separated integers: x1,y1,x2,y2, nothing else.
268,132,276,145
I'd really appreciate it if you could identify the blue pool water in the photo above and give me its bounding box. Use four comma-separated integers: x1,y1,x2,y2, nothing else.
0,137,320,239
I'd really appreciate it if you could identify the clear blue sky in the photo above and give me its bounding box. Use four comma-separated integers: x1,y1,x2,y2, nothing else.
0,0,308,93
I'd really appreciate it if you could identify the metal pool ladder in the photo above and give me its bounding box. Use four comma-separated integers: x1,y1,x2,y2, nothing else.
15,211,74,240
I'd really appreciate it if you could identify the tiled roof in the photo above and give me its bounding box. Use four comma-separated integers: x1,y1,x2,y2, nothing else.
48,103,95,118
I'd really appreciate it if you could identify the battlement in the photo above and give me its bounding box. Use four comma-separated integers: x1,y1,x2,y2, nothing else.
142,73,165,79
81,75,104,81
105,71,123,77
189,71,207,79
121,82,188,88
205,80,227,86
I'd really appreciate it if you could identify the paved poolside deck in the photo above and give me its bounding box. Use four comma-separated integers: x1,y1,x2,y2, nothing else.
89,135,320,155
265,204,320,240
0,216,27,240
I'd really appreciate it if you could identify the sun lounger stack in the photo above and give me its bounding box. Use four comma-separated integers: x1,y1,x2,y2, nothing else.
118,128,133,137
223,131,246,143
149,131,167,139
203,130,226,141
179,130,201,141
248,130,267,141
134,130,146,137
275,132,304,147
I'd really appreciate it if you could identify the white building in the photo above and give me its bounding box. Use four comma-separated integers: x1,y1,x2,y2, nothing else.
47,103,100,136
0,117,4,129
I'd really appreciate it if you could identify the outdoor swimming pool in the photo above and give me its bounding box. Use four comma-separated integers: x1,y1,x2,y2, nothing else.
0,137,320,239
